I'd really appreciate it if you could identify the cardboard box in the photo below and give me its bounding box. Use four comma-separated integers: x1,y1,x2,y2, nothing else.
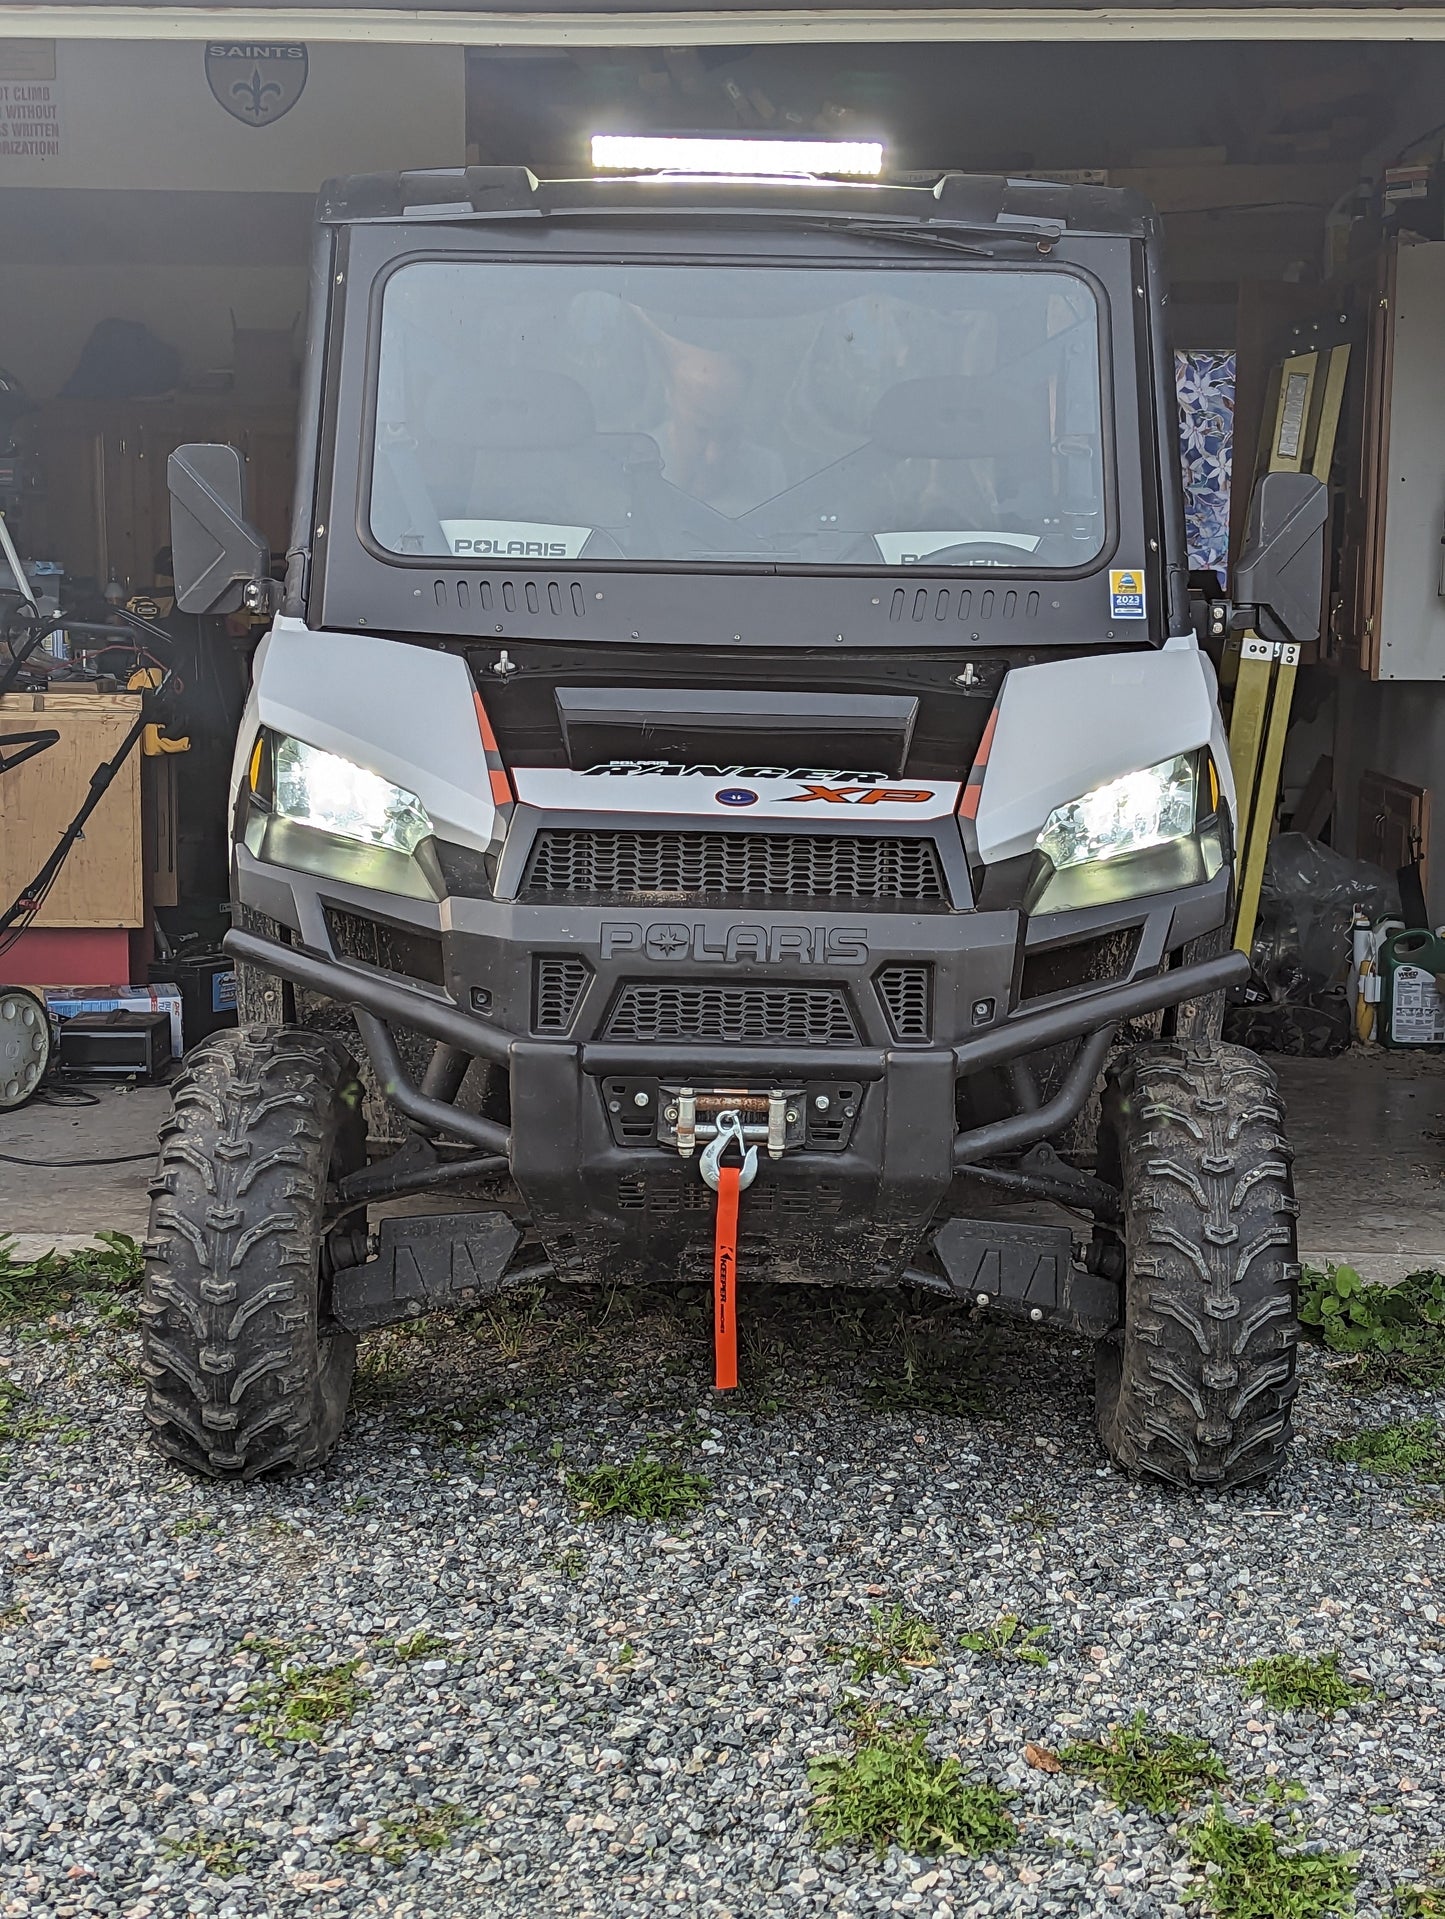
44,982,183,1058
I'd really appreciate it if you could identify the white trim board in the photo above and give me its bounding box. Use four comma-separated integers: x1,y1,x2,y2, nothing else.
8,6,1445,46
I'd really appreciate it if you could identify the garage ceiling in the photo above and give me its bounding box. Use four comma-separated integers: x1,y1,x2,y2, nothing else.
8,3,1445,46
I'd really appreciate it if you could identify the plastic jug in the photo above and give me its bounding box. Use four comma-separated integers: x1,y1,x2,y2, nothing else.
1380,927,1445,1049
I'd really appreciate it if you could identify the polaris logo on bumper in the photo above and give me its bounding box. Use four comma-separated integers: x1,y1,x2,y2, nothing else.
600,922,869,964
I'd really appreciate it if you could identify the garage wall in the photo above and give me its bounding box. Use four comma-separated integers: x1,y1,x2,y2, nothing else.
1,40,464,398
4,40,465,191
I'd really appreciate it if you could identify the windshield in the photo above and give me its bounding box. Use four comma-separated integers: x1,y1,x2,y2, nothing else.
369,258,1108,569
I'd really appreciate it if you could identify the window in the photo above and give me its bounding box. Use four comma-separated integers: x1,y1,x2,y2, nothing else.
370,258,1107,569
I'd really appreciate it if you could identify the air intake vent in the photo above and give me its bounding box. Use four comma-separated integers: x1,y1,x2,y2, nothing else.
522,831,947,905
617,1171,843,1217
875,964,932,1042
1021,927,1141,1001
323,906,445,987
888,584,1040,625
603,983,858,1046
532,955,591,1034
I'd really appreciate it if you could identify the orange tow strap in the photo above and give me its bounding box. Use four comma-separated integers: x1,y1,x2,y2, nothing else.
713,1163,740,1390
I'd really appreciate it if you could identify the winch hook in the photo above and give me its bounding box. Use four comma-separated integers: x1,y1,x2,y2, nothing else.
700,1108,759,1193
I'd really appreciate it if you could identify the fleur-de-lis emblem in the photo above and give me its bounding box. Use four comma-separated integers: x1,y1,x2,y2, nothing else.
232,66,284,121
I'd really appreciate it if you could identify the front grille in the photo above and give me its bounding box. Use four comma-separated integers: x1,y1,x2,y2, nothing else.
521,830,947,904
603,983,858,1046
617,1171,844,1218
875,964,932,1042
532,955,591,1035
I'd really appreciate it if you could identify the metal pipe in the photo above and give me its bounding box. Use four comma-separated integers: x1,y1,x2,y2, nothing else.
420,1041,472,1103
223,928,514,1065
953,1025,1114,1166
354,1010,511,1156
339,1151,508,1205
953,951,1245,1076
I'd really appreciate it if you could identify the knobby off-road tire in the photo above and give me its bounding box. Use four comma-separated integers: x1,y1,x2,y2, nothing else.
140,1025,365,1479
1095,1039,1300,1491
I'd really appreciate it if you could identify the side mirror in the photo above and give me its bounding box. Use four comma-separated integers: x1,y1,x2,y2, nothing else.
167,444,270,616
1231,470,1329,650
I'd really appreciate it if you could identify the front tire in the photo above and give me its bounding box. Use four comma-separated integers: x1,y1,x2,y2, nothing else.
140,1025,364,1479
1095,1040,1300,1490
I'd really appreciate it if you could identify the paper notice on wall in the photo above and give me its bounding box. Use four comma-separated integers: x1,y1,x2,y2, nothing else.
0,41,61,162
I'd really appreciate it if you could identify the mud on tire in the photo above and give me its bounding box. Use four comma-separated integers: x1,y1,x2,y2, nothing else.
140,1025,364,1479
1095,1039,1300,1491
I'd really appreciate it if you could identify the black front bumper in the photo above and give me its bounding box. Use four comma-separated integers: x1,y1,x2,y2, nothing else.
224,913,1244,1285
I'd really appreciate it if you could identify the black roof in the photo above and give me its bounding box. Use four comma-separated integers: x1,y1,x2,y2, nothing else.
318,165,1157,239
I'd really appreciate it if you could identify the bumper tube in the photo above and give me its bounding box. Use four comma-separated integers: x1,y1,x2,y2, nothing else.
221,928,1247,1166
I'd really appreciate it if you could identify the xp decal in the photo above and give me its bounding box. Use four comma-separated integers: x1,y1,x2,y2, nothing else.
785,785,933,806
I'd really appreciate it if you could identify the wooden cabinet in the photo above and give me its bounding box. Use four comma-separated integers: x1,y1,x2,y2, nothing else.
0,691,143,927
24,397,296,592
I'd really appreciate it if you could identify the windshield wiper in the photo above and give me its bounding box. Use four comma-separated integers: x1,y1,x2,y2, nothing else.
808,215,1064,256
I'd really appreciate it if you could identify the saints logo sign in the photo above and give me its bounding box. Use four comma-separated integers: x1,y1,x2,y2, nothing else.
205,43,308,128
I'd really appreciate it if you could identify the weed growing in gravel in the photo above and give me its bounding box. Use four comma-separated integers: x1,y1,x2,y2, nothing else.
1331,1419,1445,1480
809,1716,1015,1859
1008,1502,1059,1535
343,1803,472,1865
0,1378,82,1455
170,1513,217,1539
958,1615,1052,1667
550,1547,588,1579
861,1325,994,1419
158,1832,254,1879
829,1605,941,1685
1397,1876,1445,1916
1187,1802,1358,1919
0,1232,142,1321
565,1452,712,1521
1301,1264,1445,1385
1238,1652,1369,1716
389,1630,448,1661
1055,1713,1229,1815
242,1642,371,1748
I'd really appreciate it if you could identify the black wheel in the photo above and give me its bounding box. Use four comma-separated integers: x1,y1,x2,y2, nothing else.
1095,1039,1300,1491
140,1025,365,1479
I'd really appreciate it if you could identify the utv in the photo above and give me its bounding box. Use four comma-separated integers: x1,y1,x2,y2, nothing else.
143,156,1324,1489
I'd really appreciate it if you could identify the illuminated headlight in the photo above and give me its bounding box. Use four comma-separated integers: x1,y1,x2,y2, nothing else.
1029,754,1223,913
1037,755,1197,872
272,737,432,855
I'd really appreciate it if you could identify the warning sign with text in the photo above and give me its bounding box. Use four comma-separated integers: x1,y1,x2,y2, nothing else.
0,41,61,161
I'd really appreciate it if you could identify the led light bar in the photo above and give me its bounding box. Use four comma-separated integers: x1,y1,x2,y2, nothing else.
589,134,883,178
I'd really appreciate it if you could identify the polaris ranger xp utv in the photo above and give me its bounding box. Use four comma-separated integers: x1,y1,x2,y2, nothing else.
145,149,1326,1489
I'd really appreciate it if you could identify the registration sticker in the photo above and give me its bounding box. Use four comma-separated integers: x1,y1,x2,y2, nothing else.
1109,568,1147,620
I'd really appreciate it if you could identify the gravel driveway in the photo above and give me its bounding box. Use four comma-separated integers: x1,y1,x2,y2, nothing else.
1,1281,1441,1918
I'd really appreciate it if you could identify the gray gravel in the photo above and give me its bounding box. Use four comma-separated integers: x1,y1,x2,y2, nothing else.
1,1283,1442,1918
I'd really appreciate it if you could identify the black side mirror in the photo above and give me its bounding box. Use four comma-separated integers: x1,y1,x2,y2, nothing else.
167,444,270,616
1231,470,1329,650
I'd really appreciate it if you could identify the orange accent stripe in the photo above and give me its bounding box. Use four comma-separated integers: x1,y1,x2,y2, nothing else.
713,1165,740,1391
473,690,514,805
958,704,999,819
472,689,501,753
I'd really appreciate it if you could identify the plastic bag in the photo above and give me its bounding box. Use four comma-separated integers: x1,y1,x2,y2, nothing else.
1251,832,1399,997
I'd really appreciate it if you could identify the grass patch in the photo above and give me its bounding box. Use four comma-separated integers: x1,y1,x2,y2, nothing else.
389,1629,448,1662
343,1803,472,1865
1331,1419,1445,1481
1301,1264,1445,1385
1056,1713,1228,1815
550,1546,588,1580
1008,1502,1059,1535
809,1716,1015,1859
828,1604,941,1686
1398,1882,1445,1917
1187,1802,1357,1919
1238,1651,1369,1716
565,1452,712,1522
158,1832,254,1879
0,1232,142,1322
958,1615,1052,1667
242,1641,370,1748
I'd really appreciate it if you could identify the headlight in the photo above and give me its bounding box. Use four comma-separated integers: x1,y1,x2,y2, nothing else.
1037,754,1197,872
272,737,432,855
1030,753,1223,913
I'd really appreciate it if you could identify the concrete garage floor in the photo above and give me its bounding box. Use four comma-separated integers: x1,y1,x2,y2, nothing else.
1,1050,1444,1282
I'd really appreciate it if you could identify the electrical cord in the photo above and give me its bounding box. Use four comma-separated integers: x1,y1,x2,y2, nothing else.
0,1147,157,1167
